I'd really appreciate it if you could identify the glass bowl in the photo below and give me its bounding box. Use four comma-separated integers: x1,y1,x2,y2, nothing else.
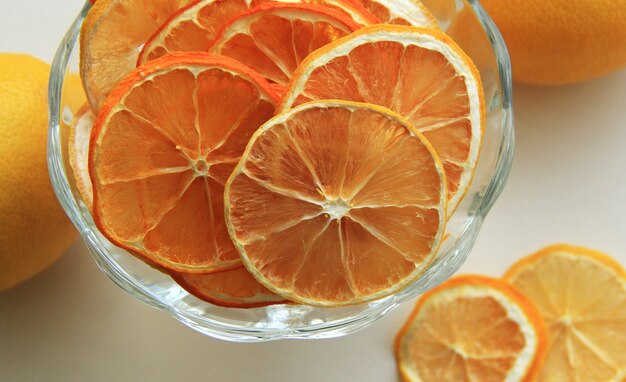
48,0,514,342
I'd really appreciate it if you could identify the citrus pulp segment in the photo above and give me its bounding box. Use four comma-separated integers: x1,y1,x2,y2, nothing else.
395,275,548,382
225,100,447,306
504,244,626,382
138,0,377,66
209,3,361,86
80,0,195,111
68,105,96,209
138,0,252,66
171,266,289,308
89,53,280,273
280,25,485,214
354,0,437,26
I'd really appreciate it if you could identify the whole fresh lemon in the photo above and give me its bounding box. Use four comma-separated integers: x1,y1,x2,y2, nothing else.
480,0,626,85
0,53,83,292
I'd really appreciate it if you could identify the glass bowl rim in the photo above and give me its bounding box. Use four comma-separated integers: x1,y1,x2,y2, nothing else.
47,0,514,342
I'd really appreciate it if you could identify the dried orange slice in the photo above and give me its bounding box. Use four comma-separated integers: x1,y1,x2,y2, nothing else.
80,0,194,111
225,100,447,306
395,275,548,382
354,0,437,26
171,266,288,308
138,0,377,65
281,25,485,213
68,105,95,209
209,3,361,86
90,53,280,273
504,244,626,381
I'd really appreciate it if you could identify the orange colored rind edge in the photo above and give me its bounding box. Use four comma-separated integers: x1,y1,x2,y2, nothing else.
169,267,290,309
504,243,626,284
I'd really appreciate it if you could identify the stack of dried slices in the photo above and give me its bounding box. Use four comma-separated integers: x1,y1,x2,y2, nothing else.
71,0,485,308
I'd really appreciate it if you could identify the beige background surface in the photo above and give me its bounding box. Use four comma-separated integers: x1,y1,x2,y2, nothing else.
1,1,625,381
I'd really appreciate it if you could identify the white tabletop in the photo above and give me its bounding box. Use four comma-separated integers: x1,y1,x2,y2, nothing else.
1,1,625,381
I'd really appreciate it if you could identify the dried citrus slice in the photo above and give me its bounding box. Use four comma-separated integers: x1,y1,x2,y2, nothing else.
171,266,288,308
80,0,194,111
68,105,95,209
225,100,447,306
354,0,437,26
138,0,377,65
504,244,626,381
281,25,485,214
209,3,361,86
90,53,280,273
395,275,548,382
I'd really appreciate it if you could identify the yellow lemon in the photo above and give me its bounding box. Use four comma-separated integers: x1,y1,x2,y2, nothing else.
0,53,84,292
481,0,626,85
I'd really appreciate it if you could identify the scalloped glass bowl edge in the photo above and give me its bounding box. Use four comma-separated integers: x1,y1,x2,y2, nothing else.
47,0,514,342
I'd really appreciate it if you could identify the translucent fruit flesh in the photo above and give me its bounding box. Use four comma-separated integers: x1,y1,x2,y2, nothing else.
225,100,447,306
89,53,280,273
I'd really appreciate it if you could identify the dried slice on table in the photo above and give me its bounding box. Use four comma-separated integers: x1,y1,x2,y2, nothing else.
395,275,548,382
225,100,447,307
504,244,626,382
80,0,194,111
89,53,280,273
354,0,437,26
138,0,377,65
209,3,361,86
68,105,96,209
280,25,485,214
171,266,289,308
